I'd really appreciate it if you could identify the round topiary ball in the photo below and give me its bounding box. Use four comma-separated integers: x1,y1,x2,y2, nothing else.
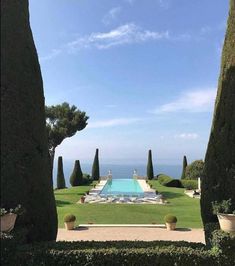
164,214,177,223
64,214,76,223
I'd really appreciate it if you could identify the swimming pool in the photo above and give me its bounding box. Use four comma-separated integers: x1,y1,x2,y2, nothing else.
100,179,144,197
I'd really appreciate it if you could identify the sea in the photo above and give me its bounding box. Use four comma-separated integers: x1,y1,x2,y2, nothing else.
53,161,182,187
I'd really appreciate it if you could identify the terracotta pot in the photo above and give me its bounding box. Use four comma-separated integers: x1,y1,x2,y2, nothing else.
166,222,176,231
0,213,17,232
80,197,85,203
64,221,75,230
217,213,235,232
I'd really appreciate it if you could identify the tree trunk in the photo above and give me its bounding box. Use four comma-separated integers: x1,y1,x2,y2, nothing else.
1,0,58,242
200,0,235,246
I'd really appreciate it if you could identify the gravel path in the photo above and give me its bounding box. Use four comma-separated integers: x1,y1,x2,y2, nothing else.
57,226,205,243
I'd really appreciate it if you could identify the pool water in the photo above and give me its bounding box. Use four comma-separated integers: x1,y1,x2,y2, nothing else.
100,179,144,197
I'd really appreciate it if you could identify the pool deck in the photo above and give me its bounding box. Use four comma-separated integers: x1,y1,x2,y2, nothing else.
57,226,205,243
82,178,163,204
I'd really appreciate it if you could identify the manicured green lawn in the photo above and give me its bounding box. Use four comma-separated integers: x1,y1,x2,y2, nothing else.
55,181,202,228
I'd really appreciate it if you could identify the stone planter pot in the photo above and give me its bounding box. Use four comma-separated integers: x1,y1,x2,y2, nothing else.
217,213,235,233
0,213,17,232
64,221,75,230
166,222,176,231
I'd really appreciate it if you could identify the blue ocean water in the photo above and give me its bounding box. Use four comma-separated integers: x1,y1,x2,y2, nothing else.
53,161,182,187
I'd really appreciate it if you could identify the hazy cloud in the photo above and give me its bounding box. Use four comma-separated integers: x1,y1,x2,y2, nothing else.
174,133,199,140
102,7,122,25
152,88,216,114
67,23,169,51
88,118,141,128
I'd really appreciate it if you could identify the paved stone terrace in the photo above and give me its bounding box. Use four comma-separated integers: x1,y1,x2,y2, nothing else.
57,226,205,243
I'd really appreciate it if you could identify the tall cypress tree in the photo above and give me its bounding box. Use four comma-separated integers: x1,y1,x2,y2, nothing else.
201,0,235,245
147,150,154,180
70,160,83,186
57,156,66,189
1,0,57,242
180,155,188,179
92,149,100,181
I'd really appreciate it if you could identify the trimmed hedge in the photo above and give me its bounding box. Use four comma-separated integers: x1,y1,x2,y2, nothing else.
181,179,198,190
1,239,234,266
212,230,235,255
158,174,197,189
158,174,182,188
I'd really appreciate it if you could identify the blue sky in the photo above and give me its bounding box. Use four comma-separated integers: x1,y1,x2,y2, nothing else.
29,0,228,165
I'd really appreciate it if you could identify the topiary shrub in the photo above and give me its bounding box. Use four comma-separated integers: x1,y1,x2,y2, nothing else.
158,174,182,188
92,149,100,181
70,160,83,186
164,215,177,223
57,156,66,189
1,0,58,242
181,155,188,179
147,150,154,180
201,1,235,246
158,174,172,185
64,214,76,223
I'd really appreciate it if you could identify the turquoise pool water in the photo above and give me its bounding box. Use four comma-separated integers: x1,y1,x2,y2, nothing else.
100,179,144,197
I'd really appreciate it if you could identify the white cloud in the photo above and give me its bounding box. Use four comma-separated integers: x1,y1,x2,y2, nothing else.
152,88,216,114
88,118,141,128
67,23,169,51
39,49,62,62
174,133,199,140
102,7,122,25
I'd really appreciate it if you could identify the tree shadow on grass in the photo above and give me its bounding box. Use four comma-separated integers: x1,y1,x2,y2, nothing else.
55,192,86,196
74,226,89,231
56,200,71,207
175,228,192,232
161,191,184,199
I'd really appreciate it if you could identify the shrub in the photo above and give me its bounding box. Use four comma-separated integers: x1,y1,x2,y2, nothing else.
70,160,83,186
212,199,235,214
2,240,233,266
81,173,93,185
147,150,154,180
158,174,182,188
158,174,172,185
211,230,235,256
181,155,188,179
92,149,100,181
0,204,25,216
64,214,76,223
164,215,177,223
57,156,66,189
181,179,198,190
185,160,204,180
204,222,220,248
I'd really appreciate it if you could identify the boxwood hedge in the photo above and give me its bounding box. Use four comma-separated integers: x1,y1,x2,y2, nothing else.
2,238,234,266
157,174,182,188
157,174,198,189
